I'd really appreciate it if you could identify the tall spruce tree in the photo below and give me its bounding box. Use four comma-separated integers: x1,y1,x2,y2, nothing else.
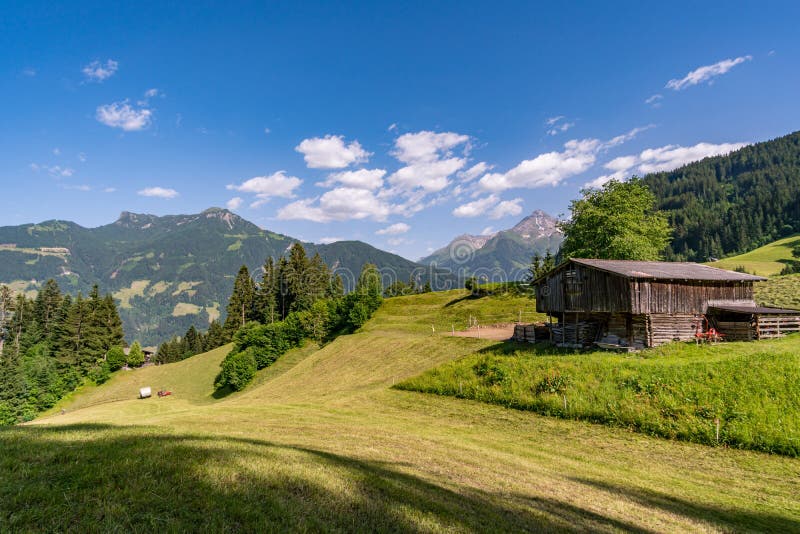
285,243,312,313
256,257,278,324
223,265,256,340
0,285,13,357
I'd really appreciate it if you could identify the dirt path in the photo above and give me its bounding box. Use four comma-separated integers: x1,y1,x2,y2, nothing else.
448,324,515,341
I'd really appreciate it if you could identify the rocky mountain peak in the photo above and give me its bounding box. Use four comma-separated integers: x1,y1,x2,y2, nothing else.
510,210,561,239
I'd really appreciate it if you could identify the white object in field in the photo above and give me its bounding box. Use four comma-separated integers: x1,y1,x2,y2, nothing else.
139,387,152,399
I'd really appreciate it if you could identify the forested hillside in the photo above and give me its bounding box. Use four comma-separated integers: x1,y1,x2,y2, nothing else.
644,131,800,261
0,280,128,424
0,209,438,345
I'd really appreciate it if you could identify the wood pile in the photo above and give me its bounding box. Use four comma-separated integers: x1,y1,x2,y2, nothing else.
551,321,599,346
512,323,550,343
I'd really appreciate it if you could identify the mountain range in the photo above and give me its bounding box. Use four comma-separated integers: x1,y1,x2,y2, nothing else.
419,210,563,277
0,208,448,345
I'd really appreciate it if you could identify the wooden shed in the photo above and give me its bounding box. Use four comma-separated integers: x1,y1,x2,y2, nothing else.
532,258,783,349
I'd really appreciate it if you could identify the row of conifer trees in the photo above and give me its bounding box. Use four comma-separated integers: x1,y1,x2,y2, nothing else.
0,280,131,424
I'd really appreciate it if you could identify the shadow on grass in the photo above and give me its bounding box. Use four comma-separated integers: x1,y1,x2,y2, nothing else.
570,477,800,533
442,293,481,307
1,423,657,532
211,384,236,399
476,340,584,357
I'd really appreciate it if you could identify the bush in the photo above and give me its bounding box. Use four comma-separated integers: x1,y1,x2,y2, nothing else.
126,342,145,368
106,346,127,371
215,348,257,391
88,361,112,384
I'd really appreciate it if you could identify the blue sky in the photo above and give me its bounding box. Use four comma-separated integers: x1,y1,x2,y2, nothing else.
1,1,799,260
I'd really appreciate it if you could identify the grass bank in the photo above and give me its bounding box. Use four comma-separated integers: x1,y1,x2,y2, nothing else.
397,336,800,456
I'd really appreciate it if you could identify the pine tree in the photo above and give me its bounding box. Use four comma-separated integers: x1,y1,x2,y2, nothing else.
184,325,203,356
285,243,312,313
0,285,13,357
276,256,291,320
329,273,345,300
33,279,62,334
204,320,225,350
256,257,278,324
223,265,256,340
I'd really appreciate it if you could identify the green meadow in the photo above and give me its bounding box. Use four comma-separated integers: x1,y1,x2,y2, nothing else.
2,290,798,532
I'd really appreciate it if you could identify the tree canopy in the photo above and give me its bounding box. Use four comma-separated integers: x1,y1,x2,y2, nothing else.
559,178,672,261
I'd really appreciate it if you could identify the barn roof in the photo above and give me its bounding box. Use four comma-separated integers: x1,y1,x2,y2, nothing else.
567,258,767,282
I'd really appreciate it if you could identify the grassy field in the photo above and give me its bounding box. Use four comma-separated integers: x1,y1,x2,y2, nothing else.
397,338,800,455
708,234,800,276
3,290,799,531
755,273,800,310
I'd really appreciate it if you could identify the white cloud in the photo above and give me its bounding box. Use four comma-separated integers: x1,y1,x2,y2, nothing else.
295,135,370,169
137,186,178,199
636,142,748,173
545,116,575,136
30,163,74,178
548,122,575,136
63,184,91,192
226,171,302,206
388,158,465,193
319,168,386,190
144,88,160,98
604,125,654,149
452,194,499,218
376,222,410,235
226,197,243,210
585,141,749,188
481,226,495,236
103,187,116,193
645,94,663,108
96,101,152,131
277,187,390,222
458,162,492,182
52,148,61,156
392,131,470,164
264,127,271,135
319,237,344,244
77,152,87,162
82,59,119,82
387,237,413,246
479,139,598,192
666,56,752,91
387,123,398,132
476,126,650,193
22,67,36,77
489,198,523,219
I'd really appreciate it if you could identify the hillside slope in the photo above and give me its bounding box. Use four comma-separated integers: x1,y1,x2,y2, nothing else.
644,130,800,261
0,208,437,345
708,234,800,276
14,290,799,532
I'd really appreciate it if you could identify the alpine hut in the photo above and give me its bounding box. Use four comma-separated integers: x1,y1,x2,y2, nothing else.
529,258,799,349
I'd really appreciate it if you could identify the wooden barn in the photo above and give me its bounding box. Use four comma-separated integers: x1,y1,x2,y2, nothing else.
522,258,800,349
